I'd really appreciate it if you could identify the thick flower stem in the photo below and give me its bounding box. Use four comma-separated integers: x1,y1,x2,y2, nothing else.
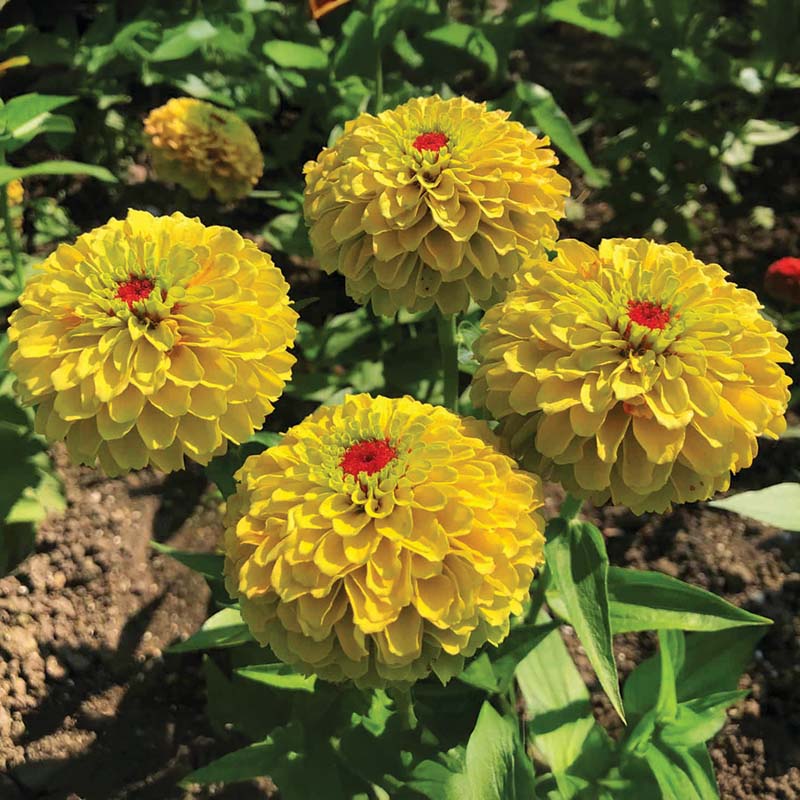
389,686,418,730
0,182,23,291
436,312,459,412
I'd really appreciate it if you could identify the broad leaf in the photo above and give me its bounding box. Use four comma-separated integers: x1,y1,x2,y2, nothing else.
148,19,218,62
423,23,498,77
543,0,623,38
236,663,317,692
516,610,595,773
262,41,328,70
462,702,537,799
515,82,607,187
709,483,800,531
149,540,224,581
608,567,770,633
546,520,625,721
0,161,117,185
168,606,253,653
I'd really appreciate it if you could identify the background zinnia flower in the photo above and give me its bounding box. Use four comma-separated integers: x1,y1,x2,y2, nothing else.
472,238,792,514
8,209,297,476
764,256,800,305
303,95,570,316
143,98,264,202
6,179,23,207
223,393,546,686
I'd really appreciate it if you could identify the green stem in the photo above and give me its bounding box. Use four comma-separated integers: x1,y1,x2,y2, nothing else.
374,50,384,114
559,492,583,521
436,312,459,412
389,686,418,730
0,183,23,291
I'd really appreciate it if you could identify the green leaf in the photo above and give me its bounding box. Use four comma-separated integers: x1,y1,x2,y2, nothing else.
463,702,537,799
148,19,218,62
168,606,253,653
655,630,681,721
546,520,625,722
262,41,328,70
0,93,76,151
740,119,799,146
149,540,224,581
624,628,766,719
661,690,748,748
236,663,317,692
643,743,718,800
543,0,623,38
608,567,771,633
182,738,276,785
423,23,498,77
708,483,800,531
515,82,607,187
515,610,595,773
0,160,117,185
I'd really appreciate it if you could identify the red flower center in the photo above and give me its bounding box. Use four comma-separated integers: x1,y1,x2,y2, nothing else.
116,275,155,308
412,131,449,152
627,299,671,330
340,439,397,478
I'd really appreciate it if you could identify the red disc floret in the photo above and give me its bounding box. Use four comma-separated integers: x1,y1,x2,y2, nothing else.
340,439,397,478
627,299,671,330
764,257,800,305
116,275,155,308
412,131,449,152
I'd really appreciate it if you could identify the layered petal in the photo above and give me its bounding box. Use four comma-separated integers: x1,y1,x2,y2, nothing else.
303,95,570,315
472,238,792,514
8,209,297,475
223,394,546,686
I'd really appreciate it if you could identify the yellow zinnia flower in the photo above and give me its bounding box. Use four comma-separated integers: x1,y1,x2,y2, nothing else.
472,238,792,514
223,394,545,686
143,98,263,202
303,95,570,316
8,209,297,476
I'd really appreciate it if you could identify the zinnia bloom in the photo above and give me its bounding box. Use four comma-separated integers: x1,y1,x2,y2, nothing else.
472,238,792,514
223,394,545,686
143,98,263,202
303,95,570,316
8,209,297,476
764,257,800,305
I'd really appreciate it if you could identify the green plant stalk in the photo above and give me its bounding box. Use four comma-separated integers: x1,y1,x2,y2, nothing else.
374,51,384,114
436,312,459,412
389,686,418,730
560,492,584,521
0,182,23,291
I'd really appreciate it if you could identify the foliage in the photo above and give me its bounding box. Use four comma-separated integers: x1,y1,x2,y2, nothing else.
0,0,794,797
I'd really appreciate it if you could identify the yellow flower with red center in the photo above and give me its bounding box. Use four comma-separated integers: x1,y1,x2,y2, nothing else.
143,98,263,202
303,95,570,316
472,238,792,514
223,394,546,686
8,210,297,476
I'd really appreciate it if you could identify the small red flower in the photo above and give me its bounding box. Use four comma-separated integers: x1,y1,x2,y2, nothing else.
764,257,800,305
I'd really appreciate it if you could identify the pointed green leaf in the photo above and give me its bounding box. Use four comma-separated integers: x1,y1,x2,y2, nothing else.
0,160,117,185
546,520,625,722
150,540,224,580
608,567,771,633
168,606,253,653
236,663,316,692
709,483,800,531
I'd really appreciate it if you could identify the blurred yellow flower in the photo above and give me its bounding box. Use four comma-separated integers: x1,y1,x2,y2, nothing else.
143,98,263,202
472,238,792,514
223,394,545,686
8,210,297,476
6,179,23,207
304,95,570,316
